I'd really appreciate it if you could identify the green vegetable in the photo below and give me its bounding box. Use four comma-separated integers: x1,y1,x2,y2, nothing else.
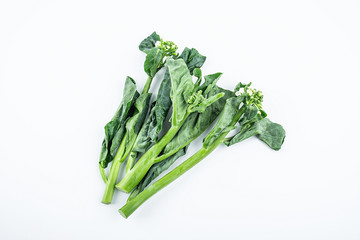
119,85,285,218
115,58,224,193
98,33,286,217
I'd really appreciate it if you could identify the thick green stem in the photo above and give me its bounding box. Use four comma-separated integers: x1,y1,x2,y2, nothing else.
115,124,182,193
142,76,153,94
101,134,127,204
119,143,218,218
153,147,179,163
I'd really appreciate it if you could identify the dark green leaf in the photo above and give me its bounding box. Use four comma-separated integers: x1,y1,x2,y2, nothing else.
144,47,164,78
132,68,172,153
239,104,259,126
122,93,152,155
99,77,139,168
203,97,243,148
224,118,286,150
138,32,160,54
178,47,206,74
199,72,223,95
167,58,195,126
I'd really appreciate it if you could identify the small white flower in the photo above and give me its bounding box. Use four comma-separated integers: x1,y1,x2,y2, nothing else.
247,89,253,96
235,88,244,96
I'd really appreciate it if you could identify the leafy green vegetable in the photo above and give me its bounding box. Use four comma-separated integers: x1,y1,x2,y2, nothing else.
99,77,139,168
98,33,285,218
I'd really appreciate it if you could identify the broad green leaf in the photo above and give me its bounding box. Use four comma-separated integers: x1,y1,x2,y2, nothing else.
132,68,172,153
239,104,259,126
203,97,243,148
121,93,152,156
131,102,157,153
144,47,164,78
178,47,206,74
199,72,223,95
138,32,160,53
166,58,195,126
257,119,286,150
225,118,286,150
99,77,139,168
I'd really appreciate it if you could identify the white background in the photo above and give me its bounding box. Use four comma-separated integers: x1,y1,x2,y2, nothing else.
1,0,360,239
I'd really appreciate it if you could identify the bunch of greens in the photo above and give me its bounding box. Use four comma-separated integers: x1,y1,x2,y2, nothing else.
99,32,286,217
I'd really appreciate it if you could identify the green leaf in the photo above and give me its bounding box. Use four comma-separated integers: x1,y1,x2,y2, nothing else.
131,102,157,153
224,118,286,150
203,97,243,148
132,68,172,153
99,77,139,168
239,104,259,126
199,72,223,95
193,68,202,79
121,93,152,155
144,47,164,78
138,32,160,54
166,58,195,126
178,47,206,74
